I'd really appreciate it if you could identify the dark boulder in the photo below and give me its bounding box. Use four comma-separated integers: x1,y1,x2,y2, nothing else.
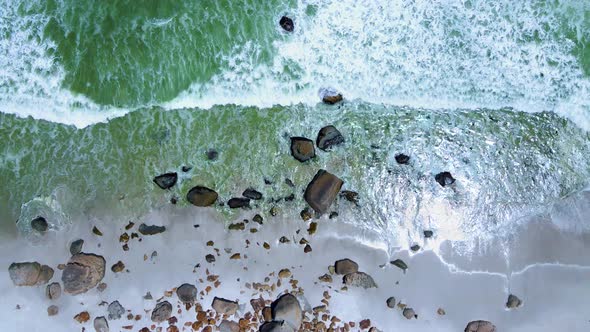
187,186,218,207
304,170,343,214
316,126,344,151
435,172,455,187
243,188,263,200
395,154,410,165
290,137,315,162
151,301,172,323
424,230,434,238
206,149,219,161
506,294,522,309
390,259,408,272
31,216,48,233
138,224,166,235
176,283,197,304
153,172,178,190
279,16,294,32
228,197,250,209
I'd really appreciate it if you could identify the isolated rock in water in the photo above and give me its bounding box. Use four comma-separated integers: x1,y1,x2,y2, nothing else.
279,16,294,32
390,259,408,271
31,216,48,233
181,165,192,172
424,230,434,238
62,253,106,294
228,197,250,209
316,126,345,151
218,320,240,332
186,186,218,207
335,259,359,275
464,320,496,332
290,137,316,162
260,321,294,332
435,172,455,187
46,282,62,300
212,297,239,315
138,223,166,235
151,301,172,322
243,188,263,200
272,294,302,330
395,153,410,165
47,305,59,316
319,88,343,104
176,283,197,304
386,297,396,308
94,316,109,332
206,149,219,160
153,172,178,190
108,301,125,320
8,262,41,286
304,170,343,214
343,272,378,289
506,294,522,308
403,308,417,319
70,239,84,255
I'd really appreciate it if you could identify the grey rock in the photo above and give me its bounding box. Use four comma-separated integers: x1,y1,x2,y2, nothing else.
46,282,62,300
260,321,294,332
253,214,264,224
390,259,408,271
228,197,250,209
212,297,239,316
464,320,496,332
70,239,84,255
506,294,522,309
386,297,396,308
219,320,240,332
47,305,59,316
290,137,316,162
176,283,197,304
8,262,41,286
403,307,417,319
153,172,178,190
138,223,166,235
343,272,377,289
243,188,263,200
94,316,109,332
304,170,343,214
62,253,105,294
186,186,218,207
435,172,455,187
31,216,48,233
108,301,125,320
316,125,345,151
334,259,359,275
271,293,302,330
151,301,172,323
206,254,216,263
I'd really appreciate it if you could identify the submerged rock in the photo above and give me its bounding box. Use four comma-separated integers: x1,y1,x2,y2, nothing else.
151,301,172,323
107,301,125,320
9,262,41,286
435,172,455,187
304,170,343,214
62,253,106,294
206,149,219,160
176,283,197,304
228,197,250,209
138,223,166,235
290,137,316,162
94,316,109,332
212,297,239,315
31,216,48,233
316,126,345,151
46,282,62,300
243,188,263,200
319,88,343,104
271,294,302,330
279,16,294,32
335,259,359,275
506,294,522,309
395,154,410,165
70,239,84,255
464,320,496,332
153,172,178,190
186,186,218,207
343,272,377,289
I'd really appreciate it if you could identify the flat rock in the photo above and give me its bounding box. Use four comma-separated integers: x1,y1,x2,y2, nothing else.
243,188,263,200
290,137,315,162
279,16,294,32
108,301,125,320
334,259,359,275
271,293,302,330
464,320,496,332
46,282,62,300
390,259,408,271
395,154,410,165
435,171,455,187
304,170,343,214
403,308,417,319
151,301,172,323
138,224,166,235
212,297,238,316
259,321,294,332
319,88,343,104
153,172,178,190
219,320,240,332
94,316,109,332
316,126,345,151
8,262,41,286
228,197,250,209
31,216,48,233
186,186,218,207
62,253,105,295
506,294,522,309
70,239,84,255
343,272,377,289
176,283,197,304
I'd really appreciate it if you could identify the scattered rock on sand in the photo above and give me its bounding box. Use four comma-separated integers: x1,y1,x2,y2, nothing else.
279,16,294,32
153,172,178,190
386,297,396,308
300,208,313,221
70,239,84,255
228,197,250,209
47,305,59,316
343,272,377,288
212,297,239,316
186,186,218,207
37,264,54,285
395,154,410,165
176,283,197,304
435,172,455,187
335,259,359,275
206,254,216,263
390,259,408,272
62,253,106,294
46,282,61,300
31,216,48,233
506,294,522,309
138,223,166,235
272,294,302,330
8,262,54,286
319,88,343,104
403,308,417,319
111,261,125,273
151,301,172,323
253,214,264,224
108,301,125,320
464,320,496,332
94,316,109,332
290,137,316,162
304,170,343,214
316,125,345,151
74,311,90,323
243,188,263,200
219,320,240,332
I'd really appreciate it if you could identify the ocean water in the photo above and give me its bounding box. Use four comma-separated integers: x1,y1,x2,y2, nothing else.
1,0,589,253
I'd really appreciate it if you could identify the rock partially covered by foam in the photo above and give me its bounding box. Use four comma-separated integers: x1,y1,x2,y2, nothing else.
304,170,343,214
9,262,54,286
62,253,105,294
319,88,343,104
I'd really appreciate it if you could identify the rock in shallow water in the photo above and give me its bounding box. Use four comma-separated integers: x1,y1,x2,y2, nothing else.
186,186,218,207
228,197,250,209
70,239,84,255
290,137,315,162
319,88,343,104
435,171,455,187
62,253,105,295
316,126,345,151
304,170,343,214
151,301,172,322
395,153,410,165
279,16,294,32
243,188,263,200
390,259,408,271
31,216,48,233
271,293,302,330
506,294,522,309
464,320,496,332
153,172,178,190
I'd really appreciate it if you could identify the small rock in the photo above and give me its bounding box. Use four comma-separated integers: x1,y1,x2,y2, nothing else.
340,190,359,204
316,125,345,151
205,254,216,263
329,211,338,219
506,294,522,309
94,316,109,332
186,186,218,207
390,259,408,272
97,282,107,292
359,319,371,329
410,244,420,252
153,172,178,190
343,272,377,289
271,293,302,330
279,236,290,243
278,269,292,279
31,216,48,233
304,244,312,253
437,308,446,315
253,214,263,224
62,253,106,294
319,88,343,104
262,307,273,322
300,208,313,221
304,170,343,214
37,264,54,285
181,165,192,172
92,226,103,236
74,311,90,323
46,282,62,300
435,172,455,187
108,301,125,320
243,188,263,200
8,262,41,286
335,259,359,275
111,261,125,273
464,320,496,332
212,297,239,316
228,222,245,231
138,223,166,235
70,239,84,255
47,305,59,316
290,137,316,162
218,320,240,332
151,301,172,322
403,308,416,319
395,154,410,165
176,283,197,304
318,274,333,283
386,297,396,308
270,206,279,216
279,16,294,32
228,197,250,209
424,230,434,238
206,149,219,160
251,297,266,312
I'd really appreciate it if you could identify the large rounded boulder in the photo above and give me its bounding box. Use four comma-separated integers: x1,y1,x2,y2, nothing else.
62,253,105,294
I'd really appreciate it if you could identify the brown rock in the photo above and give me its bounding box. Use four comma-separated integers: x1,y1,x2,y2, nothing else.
92,226,103,236
62,253,106,294
46,282,62,300
343,272,377,289
212,297,238,315
186,186,218,207
111,261,125,273
506,294,522,309
262,307,272,322
316,126,345,151
359,319,371,329
290,137,316,162
74,311,90,323
304,170,343,214
464,320,496,332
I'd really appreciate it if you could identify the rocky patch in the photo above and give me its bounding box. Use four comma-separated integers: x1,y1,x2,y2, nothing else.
290,137,316,162
319,88,343,104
